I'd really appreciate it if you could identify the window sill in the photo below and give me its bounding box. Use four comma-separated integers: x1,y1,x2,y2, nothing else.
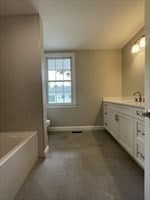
46,104,77,109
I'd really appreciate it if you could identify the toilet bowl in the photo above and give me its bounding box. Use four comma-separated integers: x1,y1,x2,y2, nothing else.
46,119,51,127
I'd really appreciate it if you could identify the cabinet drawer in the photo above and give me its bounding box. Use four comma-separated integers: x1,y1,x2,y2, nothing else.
106,103,135,118
136,121,145,144
136,142,145,166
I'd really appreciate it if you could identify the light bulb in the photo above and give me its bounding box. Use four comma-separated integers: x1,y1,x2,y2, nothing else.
139,36,145,48
131,43,140,53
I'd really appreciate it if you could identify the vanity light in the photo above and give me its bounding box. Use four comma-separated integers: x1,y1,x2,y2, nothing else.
139,36,145,48
131,35,145,54
131,43,140,53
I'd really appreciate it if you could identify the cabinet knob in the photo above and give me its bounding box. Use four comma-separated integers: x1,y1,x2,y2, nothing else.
136,110,144,117
137,130,145,136
115,114,119,122
138,152,145,160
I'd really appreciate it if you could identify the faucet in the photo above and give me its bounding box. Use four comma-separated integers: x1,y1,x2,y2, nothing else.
133,92,142,102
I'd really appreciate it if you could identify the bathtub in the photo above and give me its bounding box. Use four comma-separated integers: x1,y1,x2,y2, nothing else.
0,131,38,200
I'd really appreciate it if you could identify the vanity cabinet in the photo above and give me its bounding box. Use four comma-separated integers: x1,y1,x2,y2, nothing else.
103,102,144,168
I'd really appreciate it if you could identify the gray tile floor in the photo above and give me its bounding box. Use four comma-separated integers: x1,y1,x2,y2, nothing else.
16,131,144,200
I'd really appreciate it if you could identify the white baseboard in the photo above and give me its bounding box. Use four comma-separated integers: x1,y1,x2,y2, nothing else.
48,125,104,132
43,145,49,158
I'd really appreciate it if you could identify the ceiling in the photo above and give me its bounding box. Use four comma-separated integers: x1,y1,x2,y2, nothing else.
0,0,144,50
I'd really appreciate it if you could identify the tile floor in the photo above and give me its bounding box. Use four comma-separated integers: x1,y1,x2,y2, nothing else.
16,130,144,200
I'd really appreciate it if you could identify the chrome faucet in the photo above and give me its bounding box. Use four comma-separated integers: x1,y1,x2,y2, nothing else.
133,92,142,102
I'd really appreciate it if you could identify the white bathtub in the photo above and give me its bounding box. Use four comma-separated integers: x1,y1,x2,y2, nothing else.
0,131,38,200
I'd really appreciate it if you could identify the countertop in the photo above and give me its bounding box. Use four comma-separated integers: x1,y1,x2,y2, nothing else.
103,97,144,109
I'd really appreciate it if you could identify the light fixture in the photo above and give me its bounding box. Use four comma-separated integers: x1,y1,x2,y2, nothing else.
139,35,145,48
131,43,140,53
131,35,145,54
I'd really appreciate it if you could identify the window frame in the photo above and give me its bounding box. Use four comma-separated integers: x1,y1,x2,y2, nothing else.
45,53,76,108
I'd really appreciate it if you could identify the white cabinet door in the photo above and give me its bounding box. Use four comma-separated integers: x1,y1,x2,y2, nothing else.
107,109,119,140
119,115,134,156
135,141,145,168
134,120,145,169
135,120,145,144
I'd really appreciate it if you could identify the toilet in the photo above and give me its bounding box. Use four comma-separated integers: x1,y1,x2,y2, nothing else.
46,119,51,128
44,119,50,158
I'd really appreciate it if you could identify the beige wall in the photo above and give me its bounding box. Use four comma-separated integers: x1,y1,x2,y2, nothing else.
0,15,45,155
47,50,122,126
122,28,145,96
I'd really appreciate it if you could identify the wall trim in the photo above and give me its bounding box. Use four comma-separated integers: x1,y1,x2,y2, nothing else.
48,125,104,132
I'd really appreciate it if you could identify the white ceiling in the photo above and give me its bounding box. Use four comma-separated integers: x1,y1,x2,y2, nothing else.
0,0,144,50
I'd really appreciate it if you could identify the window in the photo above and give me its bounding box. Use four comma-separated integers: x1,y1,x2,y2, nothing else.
45,53,76,107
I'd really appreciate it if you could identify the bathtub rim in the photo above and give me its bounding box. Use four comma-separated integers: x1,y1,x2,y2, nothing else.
0,131,37,166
